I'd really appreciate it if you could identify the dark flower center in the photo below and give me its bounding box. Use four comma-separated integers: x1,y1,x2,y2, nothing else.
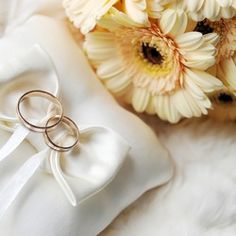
194,19,214,35
218,93,234,103
142,43,163,65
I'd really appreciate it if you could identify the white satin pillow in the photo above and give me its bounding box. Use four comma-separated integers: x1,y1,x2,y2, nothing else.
0,55,130,218
0,1,173,235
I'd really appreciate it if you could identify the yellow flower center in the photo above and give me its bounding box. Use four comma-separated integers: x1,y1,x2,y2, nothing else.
115,23,184,95
137,35,176,77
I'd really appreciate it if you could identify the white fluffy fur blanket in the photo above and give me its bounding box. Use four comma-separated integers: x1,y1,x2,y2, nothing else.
101,117,236,236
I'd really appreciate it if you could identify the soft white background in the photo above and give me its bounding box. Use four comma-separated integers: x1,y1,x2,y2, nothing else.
102,116,236,236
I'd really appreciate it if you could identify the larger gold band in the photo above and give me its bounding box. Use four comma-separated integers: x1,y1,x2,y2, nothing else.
16,90,63,132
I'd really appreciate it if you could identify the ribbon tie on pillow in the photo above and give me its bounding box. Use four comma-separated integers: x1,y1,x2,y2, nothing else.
0,45,130,220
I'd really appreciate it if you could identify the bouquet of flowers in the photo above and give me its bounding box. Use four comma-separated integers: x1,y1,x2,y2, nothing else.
63,0,236,123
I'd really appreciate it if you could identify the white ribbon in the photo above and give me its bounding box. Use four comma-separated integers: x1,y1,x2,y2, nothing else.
0,148,49,219
0,126,30,162
49,150,77,206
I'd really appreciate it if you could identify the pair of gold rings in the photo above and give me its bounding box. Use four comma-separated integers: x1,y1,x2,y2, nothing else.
16,90,79,152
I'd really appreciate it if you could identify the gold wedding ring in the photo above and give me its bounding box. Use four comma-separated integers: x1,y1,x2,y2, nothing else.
17,90,80,152
16,90,63,132
44,115,80,152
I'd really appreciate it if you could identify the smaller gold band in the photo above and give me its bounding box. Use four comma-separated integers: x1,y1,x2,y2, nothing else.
44,116,80,152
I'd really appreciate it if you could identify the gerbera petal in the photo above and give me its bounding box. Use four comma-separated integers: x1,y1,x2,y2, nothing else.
220,6,235,18
183,90,210,116
217,57,236,89
184,56,215,70
203,0,220,19
85,32,115,44
172,89,194,118
170,10,188,36
98,7,144,31
123,0,149,25
173,89,210,117
203,33,219,46
155,94,181,123
184,0,235,20
185,0,204,12
63,0,118,34
159,9,177,35
233,1,236,8
176,32,203,51
146,0,164,18
85,46,115,64
182,42,216,70
146,95,156,115
132,87,150,112
155,94,182,123
85,32,117,62
105,72,132,93
185,74,206,100
189,11,204,22
155,95,169,121
186,68,223,93
168,96,182,123
216,0,232,8
97,58,125,79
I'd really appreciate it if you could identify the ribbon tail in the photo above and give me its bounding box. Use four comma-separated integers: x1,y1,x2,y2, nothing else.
0,148,48,220
0,125,29,162
50,151,77,206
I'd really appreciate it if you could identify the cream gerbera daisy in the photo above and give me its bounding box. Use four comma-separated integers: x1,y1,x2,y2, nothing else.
84,8,222,123
194,17,236,120
213,50,236,119
213,17,236,92
182,0,236,21
63,0,149,34
195,17,236,91
195,17,236,61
